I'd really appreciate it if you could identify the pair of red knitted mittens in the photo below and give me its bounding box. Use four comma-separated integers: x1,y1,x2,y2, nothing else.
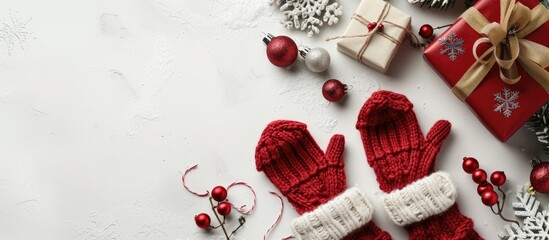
255,90,483,240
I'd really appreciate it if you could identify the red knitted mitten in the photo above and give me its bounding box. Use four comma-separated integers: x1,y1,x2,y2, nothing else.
356,91,482,240
256,120,391,240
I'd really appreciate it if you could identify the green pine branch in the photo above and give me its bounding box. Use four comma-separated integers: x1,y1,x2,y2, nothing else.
417,0,471,10
543,0,549,9
419,0,456,10
418,0,547,10
526,103,549,156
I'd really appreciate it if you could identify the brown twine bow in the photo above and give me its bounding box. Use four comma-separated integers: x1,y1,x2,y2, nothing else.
326,2,417,63
452,0,549,101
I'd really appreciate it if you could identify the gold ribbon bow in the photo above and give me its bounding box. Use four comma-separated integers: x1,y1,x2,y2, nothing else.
453,0,549,101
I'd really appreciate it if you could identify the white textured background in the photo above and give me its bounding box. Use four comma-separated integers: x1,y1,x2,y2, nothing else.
0,0,543,239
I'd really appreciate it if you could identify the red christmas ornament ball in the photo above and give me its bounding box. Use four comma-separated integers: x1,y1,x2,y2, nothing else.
322,79,347,102
472,169,487,183
481,190,499,206
490,171,507,186
195,213,211,229
378,23,384,31
216,202,232,216
462,157,479,174
419,24,434,39
211,186,228,202
477,181,493,196
531,162,549,193
266,36,298,67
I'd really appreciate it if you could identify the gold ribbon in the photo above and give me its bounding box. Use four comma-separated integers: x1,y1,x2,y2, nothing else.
452,0,549,101
326,3,408,63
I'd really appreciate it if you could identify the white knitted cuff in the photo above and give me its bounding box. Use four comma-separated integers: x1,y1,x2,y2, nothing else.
382,171,457,226
291,187,374,240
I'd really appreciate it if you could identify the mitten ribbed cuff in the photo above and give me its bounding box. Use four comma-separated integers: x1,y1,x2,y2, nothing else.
342,222,393,240
406,204,483,240
291,188,374,240
382,172,457,226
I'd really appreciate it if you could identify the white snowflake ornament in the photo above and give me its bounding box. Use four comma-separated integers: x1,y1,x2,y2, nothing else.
494,86,520,118
438,31,464,61
269,0,343,37
499,188,549,239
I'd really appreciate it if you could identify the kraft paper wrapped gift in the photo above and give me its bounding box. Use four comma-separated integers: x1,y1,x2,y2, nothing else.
334,0,411,73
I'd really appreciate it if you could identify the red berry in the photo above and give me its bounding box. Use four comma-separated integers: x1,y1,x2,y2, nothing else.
490,171,507,186
266,36,298,67
378,23,384,31
211,186,228,202
477,181,493,196
419,24,434,39
481,190,499,206
462,157,479,174
216,202,232,216
195,213,211,229
368,22,377,31
322,79,347,102
472,169,487,183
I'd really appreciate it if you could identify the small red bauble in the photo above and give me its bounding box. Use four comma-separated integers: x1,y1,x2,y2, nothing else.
211,186,228,202
266,36,298,67
419,24,434,39
216,202,232,216
195,213,211,229
490,171,507,186
462,157,479,174
531,162,549,193
322,79,347,102
472,169,487,183
481,190,499,206
477,181,494,196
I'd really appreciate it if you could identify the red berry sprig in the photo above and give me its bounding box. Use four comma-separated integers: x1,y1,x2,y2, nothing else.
183,165,257,239
462,157,517,225
192,185,246,240
409,23,453,48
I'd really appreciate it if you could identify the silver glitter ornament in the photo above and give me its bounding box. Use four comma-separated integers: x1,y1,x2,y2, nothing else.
300,47,330,73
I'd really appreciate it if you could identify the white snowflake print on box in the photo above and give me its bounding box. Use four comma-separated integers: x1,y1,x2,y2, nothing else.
438,31,464,61
499,187,549,239
269,0,343,37
494,86,520,118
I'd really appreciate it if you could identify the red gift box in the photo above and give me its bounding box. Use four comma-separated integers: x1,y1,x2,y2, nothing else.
424,0,549,142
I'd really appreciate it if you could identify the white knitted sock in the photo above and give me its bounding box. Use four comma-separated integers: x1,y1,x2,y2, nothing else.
291,187,374,240
382,171,457,226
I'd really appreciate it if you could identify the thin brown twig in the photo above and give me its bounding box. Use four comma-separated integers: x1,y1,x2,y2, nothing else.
228,217,246,238
490,205,499,215
498,187,506,212
209,197,230,240
493,187,519,225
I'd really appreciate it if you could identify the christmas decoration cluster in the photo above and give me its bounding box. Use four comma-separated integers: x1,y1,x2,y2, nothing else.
187,0,549,238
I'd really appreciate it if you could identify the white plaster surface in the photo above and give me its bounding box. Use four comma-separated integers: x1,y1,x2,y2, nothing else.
0,0,543,239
